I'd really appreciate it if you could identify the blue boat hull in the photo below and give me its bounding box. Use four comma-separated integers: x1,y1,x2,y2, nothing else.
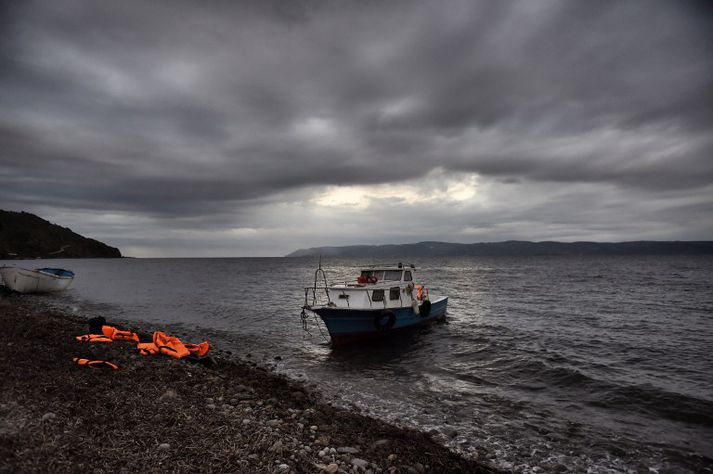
314,296,448,346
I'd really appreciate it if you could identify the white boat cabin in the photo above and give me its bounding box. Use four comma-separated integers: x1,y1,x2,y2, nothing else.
326,265,427,310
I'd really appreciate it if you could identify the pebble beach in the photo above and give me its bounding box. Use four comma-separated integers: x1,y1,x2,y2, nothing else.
0,295,498,474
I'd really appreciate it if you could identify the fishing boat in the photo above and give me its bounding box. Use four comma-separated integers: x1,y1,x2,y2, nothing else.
301,262,448,346
0,266,75,293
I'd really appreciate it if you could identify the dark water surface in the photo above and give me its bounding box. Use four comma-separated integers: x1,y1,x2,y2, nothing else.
4,255,712,473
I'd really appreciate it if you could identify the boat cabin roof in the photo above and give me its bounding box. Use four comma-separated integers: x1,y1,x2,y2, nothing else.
359,264,416,272
359,267,415,282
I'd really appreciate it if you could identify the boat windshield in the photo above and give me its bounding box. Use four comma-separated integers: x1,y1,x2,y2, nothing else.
360,270,402,281
361,270,382,279
383,270,402,281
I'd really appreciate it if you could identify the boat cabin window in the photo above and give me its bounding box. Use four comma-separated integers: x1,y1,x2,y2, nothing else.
383,270,402,281
389,287,400,300
404,271,412,281
361,270,385,280
371,289,384,302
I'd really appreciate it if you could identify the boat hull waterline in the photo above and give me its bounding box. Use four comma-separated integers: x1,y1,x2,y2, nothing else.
314,296,448,346
0,267,75,294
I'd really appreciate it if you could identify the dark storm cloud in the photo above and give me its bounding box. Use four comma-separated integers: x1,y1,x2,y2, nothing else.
1,0,711,254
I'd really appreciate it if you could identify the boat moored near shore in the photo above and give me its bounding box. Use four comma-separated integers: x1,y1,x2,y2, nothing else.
301,262,448,346
0,266,75,293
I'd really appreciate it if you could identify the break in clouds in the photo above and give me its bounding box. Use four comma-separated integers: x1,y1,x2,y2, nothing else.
1,0,711,256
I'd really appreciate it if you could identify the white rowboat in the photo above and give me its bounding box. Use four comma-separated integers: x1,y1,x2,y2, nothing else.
0,266,75,293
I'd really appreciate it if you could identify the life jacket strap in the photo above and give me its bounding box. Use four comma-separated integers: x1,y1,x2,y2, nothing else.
73,357,118,370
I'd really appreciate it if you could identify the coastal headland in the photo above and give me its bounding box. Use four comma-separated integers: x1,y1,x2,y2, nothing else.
0,296,497,473
0,210,121,259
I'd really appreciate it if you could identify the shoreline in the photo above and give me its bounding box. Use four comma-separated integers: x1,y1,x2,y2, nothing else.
0,295,498,473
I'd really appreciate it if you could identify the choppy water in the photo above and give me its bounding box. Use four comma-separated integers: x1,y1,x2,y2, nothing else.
3,255,712,473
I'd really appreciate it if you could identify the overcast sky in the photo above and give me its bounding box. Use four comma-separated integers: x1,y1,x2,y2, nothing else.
1,0,711,257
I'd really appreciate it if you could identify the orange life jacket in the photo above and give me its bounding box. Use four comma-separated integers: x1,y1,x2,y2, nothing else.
184,341,210,357
137,342,159,356
152,331,191,359
75,334,113,343
137,333,210,359
73,357,118,370
101,325,139,342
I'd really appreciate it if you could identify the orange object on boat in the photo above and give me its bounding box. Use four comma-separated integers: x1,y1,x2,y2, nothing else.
73,357,118,370
101,325,139,342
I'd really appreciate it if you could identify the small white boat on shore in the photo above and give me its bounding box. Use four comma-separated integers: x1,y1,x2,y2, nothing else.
0,266,75,294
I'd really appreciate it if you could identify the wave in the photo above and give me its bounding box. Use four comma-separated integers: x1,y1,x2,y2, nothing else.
476,357,713,426
587,383,713,427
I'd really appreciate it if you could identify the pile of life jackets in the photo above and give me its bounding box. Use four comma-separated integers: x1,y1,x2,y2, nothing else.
74,322,210,370
137,331,209,359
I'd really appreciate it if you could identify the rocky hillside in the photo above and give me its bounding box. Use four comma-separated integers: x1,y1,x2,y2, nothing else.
0,210,121,259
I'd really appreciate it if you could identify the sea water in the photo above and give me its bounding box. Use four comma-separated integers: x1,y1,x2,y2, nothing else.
5,255,712,473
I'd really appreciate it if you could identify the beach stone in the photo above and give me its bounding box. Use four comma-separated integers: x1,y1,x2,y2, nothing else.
277,464,289,471
205,398,214,404
206,404,217,409
318,450,327,457
352,458,368,469
310,425,318,431
158,443,170,451
269,440,284,453
267,419,281,427
414,462,425,473
338,447,360,454
387,454,398,462
242,419,251,425
159,389,178,401
41,413,56,422
325,463,338,473
315,435,330,446
373,439,390,447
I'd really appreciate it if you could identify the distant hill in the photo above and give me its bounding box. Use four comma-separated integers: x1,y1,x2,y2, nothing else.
286,240,713,258
0,210,121,259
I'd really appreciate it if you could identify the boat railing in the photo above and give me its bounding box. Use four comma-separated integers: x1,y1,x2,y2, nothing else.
302,257,331,311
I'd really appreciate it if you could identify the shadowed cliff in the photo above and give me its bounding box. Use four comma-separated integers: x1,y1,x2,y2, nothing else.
0,210,121,259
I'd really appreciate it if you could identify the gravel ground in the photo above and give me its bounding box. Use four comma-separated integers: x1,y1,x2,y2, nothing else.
0,295,500,474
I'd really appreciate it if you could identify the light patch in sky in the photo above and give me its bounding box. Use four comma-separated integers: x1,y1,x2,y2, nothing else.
156,60,202,92
291,117,338,139
312,170,479,208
